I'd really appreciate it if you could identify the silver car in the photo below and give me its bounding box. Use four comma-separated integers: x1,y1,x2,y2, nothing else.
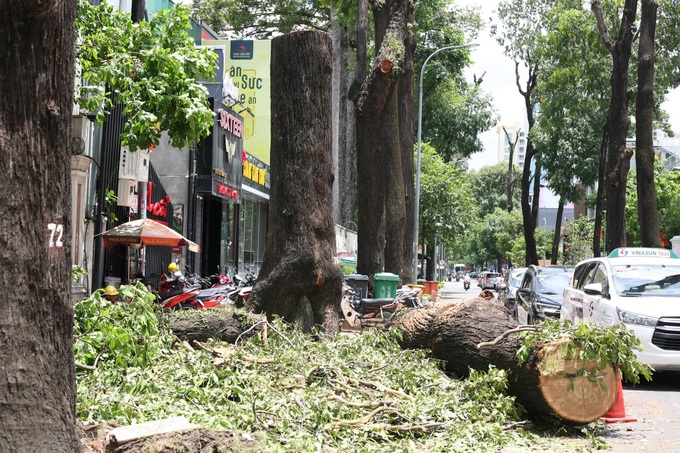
480,272,501,290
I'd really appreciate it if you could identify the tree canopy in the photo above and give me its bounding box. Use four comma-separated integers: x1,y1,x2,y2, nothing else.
418,143,475,254
468,162,522,218
76,0,218,151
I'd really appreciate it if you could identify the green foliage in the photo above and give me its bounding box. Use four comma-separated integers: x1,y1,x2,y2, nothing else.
415,1,497,163
531,2,608,207
516,319,653,385
469,162,522,218
192,0,334,39
72,265,88,283
422,82,498,162
102,189,119,223
509,225,553,265
463,208,524,268
562,216,596,265
74,283,172,369
418,143,475,253
76,0,218,151
77,319,533,451
339,264,357,275
626,161,680,247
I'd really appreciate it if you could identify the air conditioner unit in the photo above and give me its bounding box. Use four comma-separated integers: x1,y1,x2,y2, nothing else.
117,178,138,208
119,147,150,182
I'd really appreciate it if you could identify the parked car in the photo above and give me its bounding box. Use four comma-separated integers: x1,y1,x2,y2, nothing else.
498,267,528,311
477,271,486,287
480,272,501,290
516,265,573,324
561,247,680,371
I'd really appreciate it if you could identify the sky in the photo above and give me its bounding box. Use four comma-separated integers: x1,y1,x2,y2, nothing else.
455,0,680,171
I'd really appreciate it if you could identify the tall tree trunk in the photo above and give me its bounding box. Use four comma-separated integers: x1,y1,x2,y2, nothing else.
593,126,608,257
0,1,80,450
516,62,539,266
332,15,358,229
354,0,407,278
247,31,342,335
502,126,517,212
131,0,146,22
551,200,565,264
636,0,661,247
425,244,436,281
531,153,542,229
593,0,638,252
384,90,406,280
399,1,416,282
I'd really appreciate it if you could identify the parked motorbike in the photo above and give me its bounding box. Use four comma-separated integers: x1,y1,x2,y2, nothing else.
141,267,226,310
229,269,257,306
340,284,422,328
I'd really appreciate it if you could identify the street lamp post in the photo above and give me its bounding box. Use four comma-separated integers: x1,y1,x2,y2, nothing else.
413,43,479,283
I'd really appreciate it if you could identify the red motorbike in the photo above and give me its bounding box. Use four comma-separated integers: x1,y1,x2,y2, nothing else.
154,269,225,310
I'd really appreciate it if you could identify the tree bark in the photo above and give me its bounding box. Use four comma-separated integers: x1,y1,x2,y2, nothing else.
593,0,638,252
246,31,343,335
384,89,406,281
516,62,539,266
398,1,416,283
167,307,266,343
551,200,564,264
636,0,661,247
354,0,408,279
593,126,608,257
389,292,618,423
331,18,358,229
502,126,517,213
0,1,80,450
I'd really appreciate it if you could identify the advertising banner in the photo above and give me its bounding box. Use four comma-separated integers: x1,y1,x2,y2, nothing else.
213,39,271,165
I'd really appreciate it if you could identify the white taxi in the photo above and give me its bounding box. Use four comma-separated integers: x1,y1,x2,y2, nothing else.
561,247,680,371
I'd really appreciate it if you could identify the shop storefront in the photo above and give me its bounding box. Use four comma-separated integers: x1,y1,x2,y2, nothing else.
193,100,244,277
238,153,270,275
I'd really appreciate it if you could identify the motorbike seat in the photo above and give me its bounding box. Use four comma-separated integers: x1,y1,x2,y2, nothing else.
359,298,398,310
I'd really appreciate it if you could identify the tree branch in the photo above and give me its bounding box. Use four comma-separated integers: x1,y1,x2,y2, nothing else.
514,61,526,97
477,326,537,349
592,0,613,53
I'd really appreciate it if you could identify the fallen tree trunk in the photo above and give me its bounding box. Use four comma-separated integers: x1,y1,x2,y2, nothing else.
165,307,266,343
388,291,617,423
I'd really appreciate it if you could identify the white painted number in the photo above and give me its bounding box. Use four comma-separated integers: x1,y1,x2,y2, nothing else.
48,223,64,248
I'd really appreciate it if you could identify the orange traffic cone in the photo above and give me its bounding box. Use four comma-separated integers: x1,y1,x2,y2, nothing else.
600,377,637,423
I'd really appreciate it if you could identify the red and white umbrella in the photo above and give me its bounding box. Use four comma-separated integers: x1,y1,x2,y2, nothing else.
102,218,200,253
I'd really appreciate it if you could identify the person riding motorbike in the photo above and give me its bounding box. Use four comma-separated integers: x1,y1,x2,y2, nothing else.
463,273,471,291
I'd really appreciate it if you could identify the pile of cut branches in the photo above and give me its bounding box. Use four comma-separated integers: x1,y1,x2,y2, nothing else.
74,286,538,452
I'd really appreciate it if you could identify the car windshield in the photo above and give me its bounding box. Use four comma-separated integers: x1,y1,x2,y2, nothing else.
537,273,571,294
612,265,680,296
510,272,525,287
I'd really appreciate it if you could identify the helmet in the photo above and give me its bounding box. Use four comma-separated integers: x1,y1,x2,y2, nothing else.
168,262,179,272
104,285,119,296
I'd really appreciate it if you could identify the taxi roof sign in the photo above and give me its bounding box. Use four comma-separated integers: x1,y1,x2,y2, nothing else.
608,247,678,259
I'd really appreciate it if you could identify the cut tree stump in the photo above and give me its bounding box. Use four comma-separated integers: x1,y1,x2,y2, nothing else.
245,30,343,335
388,291,617,423
166,306,266,343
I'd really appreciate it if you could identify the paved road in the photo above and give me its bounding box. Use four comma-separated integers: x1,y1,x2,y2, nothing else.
436,279,478,303
435,279,680,452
